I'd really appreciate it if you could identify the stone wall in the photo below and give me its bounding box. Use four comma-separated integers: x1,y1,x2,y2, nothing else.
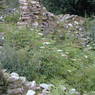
17,0,85,31
0,69,54,95
17,0,89,46
17,0,57,33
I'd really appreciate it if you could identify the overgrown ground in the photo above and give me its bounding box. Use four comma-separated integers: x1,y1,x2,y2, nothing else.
0,19,95,95
0,0,95,94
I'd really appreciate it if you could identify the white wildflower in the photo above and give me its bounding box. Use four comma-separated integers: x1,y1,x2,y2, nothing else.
43,42,51,45
84,55,88,58
38,33,43,36
57,49,63,52
2,36,4,40
67,70,72,73
61,53,67,57
65,52,69,54
69,88,76,94
72,59,77,61
30,28,34,31
40,46,45,49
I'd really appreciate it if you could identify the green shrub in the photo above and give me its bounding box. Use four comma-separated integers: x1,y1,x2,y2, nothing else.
4,12,20,23
41,0,95,16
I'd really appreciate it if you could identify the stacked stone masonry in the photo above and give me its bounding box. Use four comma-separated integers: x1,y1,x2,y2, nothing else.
17,0,89,46
0,69,54,95
18,0,85,32
17,0,57,32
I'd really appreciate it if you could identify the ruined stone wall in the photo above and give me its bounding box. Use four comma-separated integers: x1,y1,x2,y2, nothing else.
17,0,85,30
17,0,57,33
17,0,31,26
17,0,88,45
0,69,53,95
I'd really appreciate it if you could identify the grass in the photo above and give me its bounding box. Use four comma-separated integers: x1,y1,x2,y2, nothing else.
0,22,95,94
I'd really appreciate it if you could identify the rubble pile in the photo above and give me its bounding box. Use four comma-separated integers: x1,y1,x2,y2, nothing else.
57,14,89,46
57,14,85,30
0,69,54,95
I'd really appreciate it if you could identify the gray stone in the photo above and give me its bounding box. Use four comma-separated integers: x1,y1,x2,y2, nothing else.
8,72,19,82
25,81,36,89
40,83,54,90
19,76,26,83
26,90,36,95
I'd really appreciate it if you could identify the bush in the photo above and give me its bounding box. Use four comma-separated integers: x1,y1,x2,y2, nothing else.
41,0,95,16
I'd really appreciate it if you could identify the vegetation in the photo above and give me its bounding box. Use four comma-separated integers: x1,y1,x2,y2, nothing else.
0,0,19,16
0,0,6,12
0,21,95,94
0,0,19,9
0,0,95,95
41,0,95,16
